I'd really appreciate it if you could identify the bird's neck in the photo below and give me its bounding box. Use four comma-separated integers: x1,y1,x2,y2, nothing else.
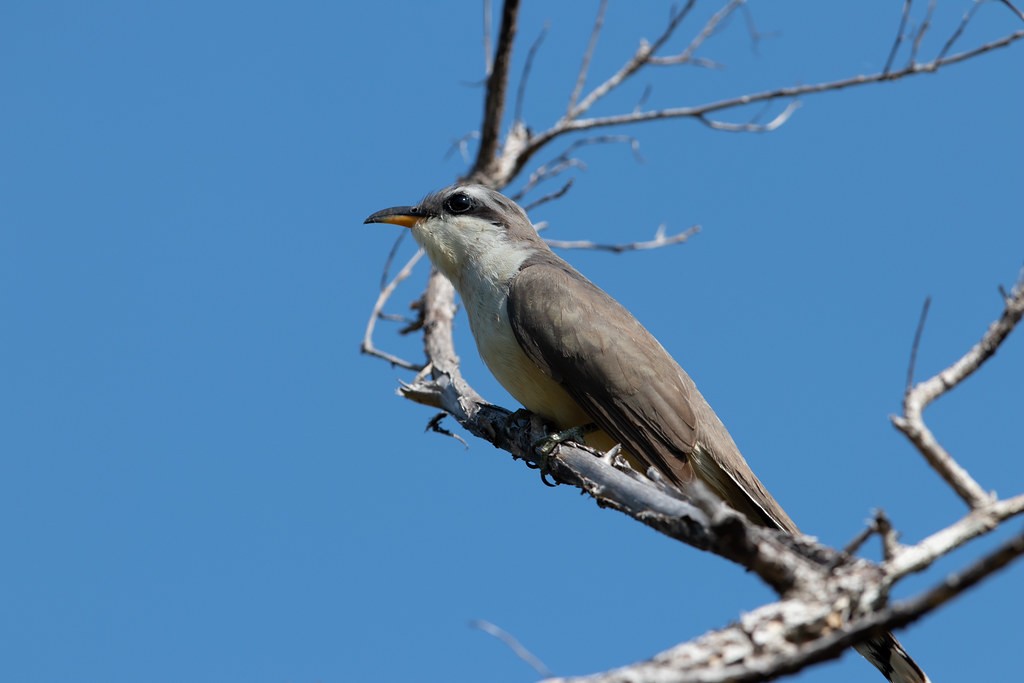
415,230,535,298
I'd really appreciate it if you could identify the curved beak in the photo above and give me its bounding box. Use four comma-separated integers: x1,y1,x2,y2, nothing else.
363,205,426,228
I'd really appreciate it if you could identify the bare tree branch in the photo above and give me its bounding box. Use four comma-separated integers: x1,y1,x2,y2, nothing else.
444,131,480,164
889,525,1024,618
567,0,608,114
543,527,1024,683
545,224,700,253
522,178,574,212
390,256,1024,681
1000,0,1024,22
886,493,1024,579
884,0,915,75
649,0,746,66
696,101,800,132
904,297,931,392
511,27,1024,182
892,271,1024,509
910,0,938,67
361,246,426,371
567,1,698,121
471,0,521,182
512,158,586,202
471,619,554,678
517,163,582,202
739,3,778,55
510,134,642,205
514,23,549,124
937,0,986,62
530,289,1024,681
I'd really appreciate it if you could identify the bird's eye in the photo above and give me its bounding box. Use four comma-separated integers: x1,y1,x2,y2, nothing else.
444,192,474,214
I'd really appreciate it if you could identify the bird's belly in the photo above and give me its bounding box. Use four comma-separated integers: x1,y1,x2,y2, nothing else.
482,332,633,459
465,290,635,464
481,325,589,428
466,295,589,430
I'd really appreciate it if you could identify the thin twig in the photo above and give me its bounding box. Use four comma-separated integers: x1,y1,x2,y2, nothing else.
471,619,553,677
740,2,777,56
515,23,549,123
444,131,480,163
512,158,586,202
511,28,1024,180
426,412,468,448
633,84,653,113
839,524,877,560
884,0,914,74
650,0,746,66
511,134,643,202
873,509,903,562
523,178,574,211
910,0,938,67
558,134,644,163
697,100,800,132
887,527,1024,625
999,0,1024,22
937,0,984,63
568,0,608,114
886,494,1024,579
905,296,931,392
567,0,698,120
378,230,408,291
361,248,426,371
892,273,1024,508
546,225,700,253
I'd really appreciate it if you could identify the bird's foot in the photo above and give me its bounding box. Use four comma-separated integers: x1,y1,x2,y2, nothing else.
532,423,598,456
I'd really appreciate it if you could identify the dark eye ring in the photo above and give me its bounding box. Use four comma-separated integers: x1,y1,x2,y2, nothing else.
444,192,474,215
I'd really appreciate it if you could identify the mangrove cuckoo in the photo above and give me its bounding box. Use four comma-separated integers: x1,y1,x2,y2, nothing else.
365,184,928,683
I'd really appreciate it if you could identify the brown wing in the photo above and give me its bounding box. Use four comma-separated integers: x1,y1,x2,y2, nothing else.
508,254,797,533
508,256,929,681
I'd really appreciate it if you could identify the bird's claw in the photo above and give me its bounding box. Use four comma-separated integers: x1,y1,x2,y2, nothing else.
531,423,597,456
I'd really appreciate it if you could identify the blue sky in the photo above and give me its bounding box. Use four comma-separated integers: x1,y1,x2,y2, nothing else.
2,2,1022,682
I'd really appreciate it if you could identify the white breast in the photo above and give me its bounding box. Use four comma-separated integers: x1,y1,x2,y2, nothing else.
410,206,590,430
462,278,589,430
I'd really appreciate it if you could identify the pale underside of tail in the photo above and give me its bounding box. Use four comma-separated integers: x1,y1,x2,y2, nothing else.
856,633,930,683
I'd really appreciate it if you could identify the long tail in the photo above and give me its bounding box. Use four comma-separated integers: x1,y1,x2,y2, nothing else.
856,633,930,683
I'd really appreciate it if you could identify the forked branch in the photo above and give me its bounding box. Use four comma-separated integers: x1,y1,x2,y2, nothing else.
892,272,1024,508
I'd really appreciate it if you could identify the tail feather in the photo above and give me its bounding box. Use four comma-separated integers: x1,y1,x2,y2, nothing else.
855,633,930,683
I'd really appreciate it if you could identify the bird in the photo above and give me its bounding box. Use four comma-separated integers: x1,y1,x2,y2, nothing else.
365,184,929,683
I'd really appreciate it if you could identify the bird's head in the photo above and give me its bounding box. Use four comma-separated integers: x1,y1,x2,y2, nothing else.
365,185,546,288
